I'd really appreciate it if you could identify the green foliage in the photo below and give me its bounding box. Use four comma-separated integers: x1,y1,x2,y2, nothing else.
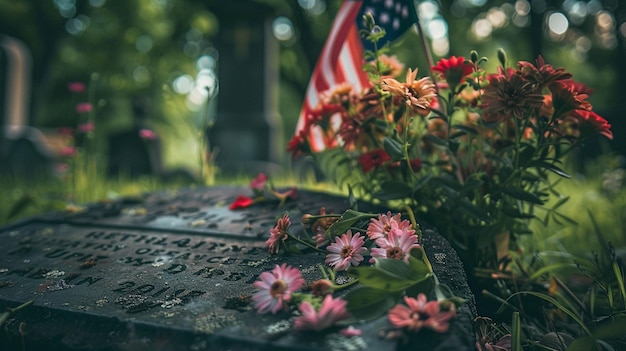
344,247,435,321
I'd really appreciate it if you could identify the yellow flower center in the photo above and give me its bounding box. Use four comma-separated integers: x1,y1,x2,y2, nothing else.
340,245,353,258
270,280,287,297
386,247,404,260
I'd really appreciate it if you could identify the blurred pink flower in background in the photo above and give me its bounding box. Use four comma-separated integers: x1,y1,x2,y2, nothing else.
57,127,74,137
293,295,350,331
67,82,86,93
59,146,77,157
250,173,267,192
78,122,94,133
139,129,157,140
75,102,93,114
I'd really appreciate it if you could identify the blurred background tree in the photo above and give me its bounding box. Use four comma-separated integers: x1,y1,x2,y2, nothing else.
0,0,624,176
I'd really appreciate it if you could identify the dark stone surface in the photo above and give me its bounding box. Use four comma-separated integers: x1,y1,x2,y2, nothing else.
0,186,475,350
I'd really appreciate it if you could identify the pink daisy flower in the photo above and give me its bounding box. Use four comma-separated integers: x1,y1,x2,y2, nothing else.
250,173,268,192
339,326,362,337
388,293,456,333
293,294,350,331
370,227,420,262
252,264,304,314
325,230,367,271
266,213,290,254
366,211,414,240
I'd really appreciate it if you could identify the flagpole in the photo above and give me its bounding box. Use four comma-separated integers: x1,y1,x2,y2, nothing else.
412,0,437,82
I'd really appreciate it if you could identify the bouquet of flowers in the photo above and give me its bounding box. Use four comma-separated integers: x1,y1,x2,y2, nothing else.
287,17,613,270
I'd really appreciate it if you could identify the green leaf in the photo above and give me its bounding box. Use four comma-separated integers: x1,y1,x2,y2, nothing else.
348,265,422,292
374,258,412,279
408,247,433,277
568,315,626,351
530,161,571,178
457,199,492,222
529,263,577,281
423,133,448,147
512,312,522,351
383,137,405,161
612,262,626,303
451,124,478,135
508,291,591,337
347,247,433,292
325,209,373,238
343,286,398,323
502,188,545,204
373,181,413,201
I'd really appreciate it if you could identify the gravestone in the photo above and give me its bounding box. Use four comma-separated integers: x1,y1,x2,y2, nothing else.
0,35,68,178
206,1,283,176
0,186,475,350
107,96,161,178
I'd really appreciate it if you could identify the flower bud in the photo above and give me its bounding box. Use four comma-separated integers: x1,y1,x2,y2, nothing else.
310,279,334,297
470,50,478,63
363,12,375,29
497,48,508,67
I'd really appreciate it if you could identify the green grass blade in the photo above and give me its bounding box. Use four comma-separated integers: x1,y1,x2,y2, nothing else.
612,262,626,307
511,311,522,351
508,291,592,337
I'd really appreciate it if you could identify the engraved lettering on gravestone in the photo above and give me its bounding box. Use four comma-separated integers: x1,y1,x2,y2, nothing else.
0,222,277,318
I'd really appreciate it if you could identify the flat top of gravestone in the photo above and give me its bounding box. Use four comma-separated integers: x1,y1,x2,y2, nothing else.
0,186,475,351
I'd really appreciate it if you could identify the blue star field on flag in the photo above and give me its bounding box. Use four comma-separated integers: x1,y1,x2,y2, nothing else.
356,0,419,52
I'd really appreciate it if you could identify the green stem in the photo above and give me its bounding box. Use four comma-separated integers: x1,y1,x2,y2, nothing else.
287,232,326,253
0,300,33,326
403,205,420,242
332,277,359,290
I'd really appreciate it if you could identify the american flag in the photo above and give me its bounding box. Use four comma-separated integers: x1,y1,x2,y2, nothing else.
295,0,418,151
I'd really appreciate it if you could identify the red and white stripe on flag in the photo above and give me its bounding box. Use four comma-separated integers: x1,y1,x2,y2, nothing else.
295,0,371,152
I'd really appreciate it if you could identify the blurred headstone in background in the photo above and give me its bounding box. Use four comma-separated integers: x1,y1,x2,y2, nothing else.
0,35,65,178
206,0,283,177
107,96,161,178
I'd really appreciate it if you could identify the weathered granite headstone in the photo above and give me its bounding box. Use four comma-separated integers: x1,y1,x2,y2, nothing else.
0,35,67,178
0,186,475,350
206,1,283,176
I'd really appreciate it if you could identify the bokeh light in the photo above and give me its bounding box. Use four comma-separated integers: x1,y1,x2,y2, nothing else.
548,12,569,36
273,16,295,42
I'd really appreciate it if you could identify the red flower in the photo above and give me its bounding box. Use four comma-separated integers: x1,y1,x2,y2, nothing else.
431,56,474,89
572,110,613,140
517,55,572,88
358,149,390,173
481,67,544,123
287,130,310,160
549,80,591,117
229,195,253,210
